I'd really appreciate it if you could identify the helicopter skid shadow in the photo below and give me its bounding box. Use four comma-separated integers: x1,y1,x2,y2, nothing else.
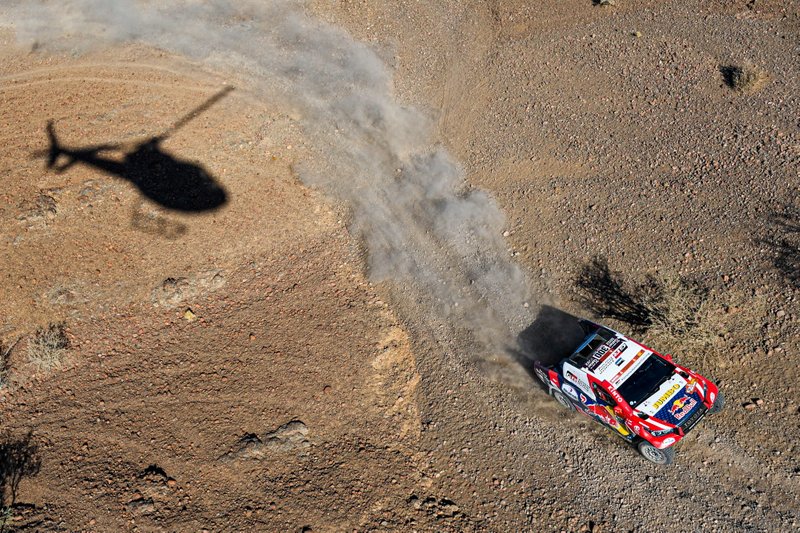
131,203,187,240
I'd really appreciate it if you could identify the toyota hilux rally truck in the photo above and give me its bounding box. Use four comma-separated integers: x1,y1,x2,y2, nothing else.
534,321,724,465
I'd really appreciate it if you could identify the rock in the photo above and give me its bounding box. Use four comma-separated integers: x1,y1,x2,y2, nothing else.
183,309,197,322
151,270,226,307
126,497,155,515
219,433,265,462
755,398,764,406
263,420,310,452
17,193,58,222
744,403,757,410
46,285,86,305
220,421,310,462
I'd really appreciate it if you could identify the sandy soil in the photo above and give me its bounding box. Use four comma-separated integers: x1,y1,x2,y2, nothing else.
1,1,798,531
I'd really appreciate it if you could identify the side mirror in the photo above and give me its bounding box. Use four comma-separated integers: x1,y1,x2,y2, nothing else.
664,353,673,362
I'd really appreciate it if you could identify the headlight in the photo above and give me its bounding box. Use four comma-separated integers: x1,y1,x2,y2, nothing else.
650,428,673,437
710,392,716,403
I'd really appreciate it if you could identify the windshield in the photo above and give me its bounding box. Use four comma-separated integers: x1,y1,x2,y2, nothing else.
616,354,674,407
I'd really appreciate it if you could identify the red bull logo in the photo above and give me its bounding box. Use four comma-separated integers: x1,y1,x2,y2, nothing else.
669,395,697,420
670,395,690,415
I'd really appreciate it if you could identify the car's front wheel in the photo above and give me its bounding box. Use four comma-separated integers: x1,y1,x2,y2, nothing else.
709,390,725,414
638,441,675,465
552,390,575,412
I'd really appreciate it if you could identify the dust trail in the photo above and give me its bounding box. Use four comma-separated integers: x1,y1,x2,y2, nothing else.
1,0,536,358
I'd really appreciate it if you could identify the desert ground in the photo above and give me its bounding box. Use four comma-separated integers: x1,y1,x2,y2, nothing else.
0,0,798,531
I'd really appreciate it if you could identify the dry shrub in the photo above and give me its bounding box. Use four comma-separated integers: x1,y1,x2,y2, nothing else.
574,258,716,355
721,64,769,93
640,276,715,352
0,343,11,389
26,323,69,371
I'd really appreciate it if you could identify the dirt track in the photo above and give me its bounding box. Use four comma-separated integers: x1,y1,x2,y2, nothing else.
1,1,799,531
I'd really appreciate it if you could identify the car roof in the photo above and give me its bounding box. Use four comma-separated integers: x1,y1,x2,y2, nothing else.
569,328,654,387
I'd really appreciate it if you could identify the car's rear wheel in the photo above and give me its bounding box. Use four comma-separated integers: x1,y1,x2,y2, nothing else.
638,441,675,465
552,390,574,412
709,391,725,414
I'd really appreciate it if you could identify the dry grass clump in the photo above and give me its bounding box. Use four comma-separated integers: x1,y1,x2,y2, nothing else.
26,323,69,371
721,64,769,93
640,276,714,350
0,340,15,388
574,258,716,353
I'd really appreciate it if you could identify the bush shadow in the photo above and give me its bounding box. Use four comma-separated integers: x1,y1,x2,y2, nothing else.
0,431,41,529
573,256,660,329
761,205,800,288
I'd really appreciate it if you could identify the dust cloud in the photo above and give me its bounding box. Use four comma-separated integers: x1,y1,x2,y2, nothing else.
2,0,536,356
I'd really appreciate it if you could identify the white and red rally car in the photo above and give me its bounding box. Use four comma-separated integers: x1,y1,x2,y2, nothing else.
533,320,724,464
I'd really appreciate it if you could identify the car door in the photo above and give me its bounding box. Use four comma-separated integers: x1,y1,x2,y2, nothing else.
590,382,632,439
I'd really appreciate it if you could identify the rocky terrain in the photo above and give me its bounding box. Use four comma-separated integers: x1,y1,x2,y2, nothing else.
0,0,798,531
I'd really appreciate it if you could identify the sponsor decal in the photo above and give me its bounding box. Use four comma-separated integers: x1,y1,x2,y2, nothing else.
579,393,588,404
595,342,628,375
602,406,631,436
611,349,645,384
608,387,624,405
609,343,628,360
669,395,697,420
652,383,682,411
585,344,611,371
562,383,579,401
614,356,625,366
685,377,697,394
566,370,579,383
535,368,548,384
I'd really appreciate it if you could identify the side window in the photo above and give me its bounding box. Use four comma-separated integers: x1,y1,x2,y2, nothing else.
592,383,616,406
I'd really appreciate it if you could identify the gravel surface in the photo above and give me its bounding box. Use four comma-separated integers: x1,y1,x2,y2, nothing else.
0,1,798,531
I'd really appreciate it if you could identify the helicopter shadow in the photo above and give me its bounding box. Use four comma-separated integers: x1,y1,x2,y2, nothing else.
34,87,233,213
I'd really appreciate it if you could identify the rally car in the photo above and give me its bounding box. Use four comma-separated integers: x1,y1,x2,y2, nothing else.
533,320,724,464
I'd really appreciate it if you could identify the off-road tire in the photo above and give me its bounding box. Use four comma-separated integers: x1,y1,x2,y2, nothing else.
709,390,725,414
552,390,575,412
638,441,675,465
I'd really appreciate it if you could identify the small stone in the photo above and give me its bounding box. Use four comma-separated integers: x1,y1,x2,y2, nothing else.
776,310,786,318
633,31,642,38
183,309,197,321
503,230,511,237
755,398,764,406
744,403,757,410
